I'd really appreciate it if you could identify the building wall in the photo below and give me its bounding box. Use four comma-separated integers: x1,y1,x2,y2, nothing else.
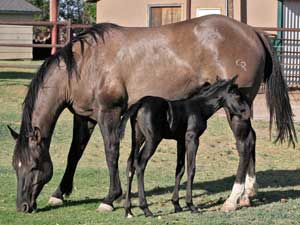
0,14,33,60
97,0,187,27
247,0,278,27
97,0,279,28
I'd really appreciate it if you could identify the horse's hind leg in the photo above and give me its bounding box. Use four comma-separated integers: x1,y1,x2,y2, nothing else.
97,108,123,212
185,132,199,213
240,130,257,207
49,115,96,205
222,116,255,212
136,138,161,217
171,139,186,213
124,119,145,218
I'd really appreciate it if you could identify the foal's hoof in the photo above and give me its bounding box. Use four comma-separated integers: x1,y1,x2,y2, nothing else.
144,209,154,217
126,213,134,218
48,196,63,206
239,197,251,207
187,203,199,213
174,205,183,213
220,200,237,212
96,203,114,212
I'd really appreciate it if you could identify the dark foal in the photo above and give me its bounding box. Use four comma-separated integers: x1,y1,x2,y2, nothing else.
118,77,251,217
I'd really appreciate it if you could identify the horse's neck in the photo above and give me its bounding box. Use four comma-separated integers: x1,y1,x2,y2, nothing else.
191,93,223,119
31,72,68,139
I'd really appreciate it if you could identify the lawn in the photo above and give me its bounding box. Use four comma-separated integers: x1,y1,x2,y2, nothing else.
0,66,300,225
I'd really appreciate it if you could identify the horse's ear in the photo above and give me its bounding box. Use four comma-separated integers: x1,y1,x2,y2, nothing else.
30,127,42,144
230,75,239,84
7,125,19,140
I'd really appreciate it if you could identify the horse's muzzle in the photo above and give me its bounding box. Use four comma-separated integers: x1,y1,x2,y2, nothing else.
17,201,37,213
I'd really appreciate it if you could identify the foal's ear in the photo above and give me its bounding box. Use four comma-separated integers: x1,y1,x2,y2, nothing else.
230,75,239,84
7,125,19,140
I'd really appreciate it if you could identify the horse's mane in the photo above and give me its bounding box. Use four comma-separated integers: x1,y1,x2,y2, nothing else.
16,23,120,163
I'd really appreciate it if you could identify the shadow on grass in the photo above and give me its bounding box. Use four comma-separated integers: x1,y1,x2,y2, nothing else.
38,169,300,213
145,169,300,197
37,198,100,212
0,71,34,80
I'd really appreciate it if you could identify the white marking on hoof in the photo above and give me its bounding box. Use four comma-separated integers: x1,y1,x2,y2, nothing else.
239,197,251,207
245,175,258,197
127,214,134,219
96,203,114,212
221,200,238,212
48,197,63,206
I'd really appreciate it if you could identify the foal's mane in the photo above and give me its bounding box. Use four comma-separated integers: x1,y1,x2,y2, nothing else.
187,79,235,99
16,23,120,163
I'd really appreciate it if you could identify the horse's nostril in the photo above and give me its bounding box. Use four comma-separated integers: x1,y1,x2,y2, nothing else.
22,202,29,213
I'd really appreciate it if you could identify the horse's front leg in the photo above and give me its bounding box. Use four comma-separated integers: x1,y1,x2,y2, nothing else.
49,114,96,205
185,131,199,213
97,108,123,212
221,116,255,212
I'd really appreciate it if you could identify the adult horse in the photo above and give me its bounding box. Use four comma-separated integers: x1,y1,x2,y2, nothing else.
9,15,296,213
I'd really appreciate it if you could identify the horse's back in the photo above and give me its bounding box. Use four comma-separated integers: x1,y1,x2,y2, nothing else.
89,15,266,107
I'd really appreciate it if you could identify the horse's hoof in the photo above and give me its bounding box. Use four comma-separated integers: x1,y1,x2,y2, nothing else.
246,187,258,197
239,197,251,207
96,203,114,212
48,196,63,206
221,200,237,212
126,213,134,219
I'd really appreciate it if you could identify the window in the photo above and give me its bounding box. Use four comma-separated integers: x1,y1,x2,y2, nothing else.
196,8,221,17
149,6,182,27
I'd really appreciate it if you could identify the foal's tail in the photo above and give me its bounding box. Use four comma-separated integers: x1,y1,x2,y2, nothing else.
256,31,297,147
117,98,147,140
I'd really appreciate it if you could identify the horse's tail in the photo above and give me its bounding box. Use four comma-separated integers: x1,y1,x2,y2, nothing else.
117,97,147,140
256,31,297,147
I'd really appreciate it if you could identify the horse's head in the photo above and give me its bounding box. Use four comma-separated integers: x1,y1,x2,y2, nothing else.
221,76,251,120
8,125,53,213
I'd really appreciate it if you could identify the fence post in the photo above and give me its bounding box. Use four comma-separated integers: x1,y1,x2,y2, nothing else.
50,0,58,54
66,19,72,44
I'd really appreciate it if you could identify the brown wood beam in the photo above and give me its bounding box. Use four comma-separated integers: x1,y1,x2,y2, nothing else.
186,0,191,20
241,0,247,23
50,0,58,54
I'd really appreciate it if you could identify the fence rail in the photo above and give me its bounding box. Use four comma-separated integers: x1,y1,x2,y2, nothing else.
0,21,300,88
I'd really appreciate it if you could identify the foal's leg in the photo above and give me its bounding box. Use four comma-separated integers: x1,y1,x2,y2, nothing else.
171,139,186,213
124,119,145,218
49,115,96,205
221,116,255,212
97,108,123,212
185,132,199,213
136,138,161,217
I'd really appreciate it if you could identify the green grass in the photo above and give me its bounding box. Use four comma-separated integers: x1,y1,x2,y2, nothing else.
0,68,300,225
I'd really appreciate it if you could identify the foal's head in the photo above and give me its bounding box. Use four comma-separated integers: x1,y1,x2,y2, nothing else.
192,76,251,119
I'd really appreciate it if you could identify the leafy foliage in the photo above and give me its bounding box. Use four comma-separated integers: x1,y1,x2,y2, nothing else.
27,0,96,24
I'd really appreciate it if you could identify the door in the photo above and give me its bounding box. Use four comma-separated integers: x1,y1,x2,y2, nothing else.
149,6,182,27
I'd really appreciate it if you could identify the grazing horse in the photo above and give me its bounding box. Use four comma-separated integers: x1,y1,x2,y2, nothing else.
117,77,251,217
8,15,296,213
